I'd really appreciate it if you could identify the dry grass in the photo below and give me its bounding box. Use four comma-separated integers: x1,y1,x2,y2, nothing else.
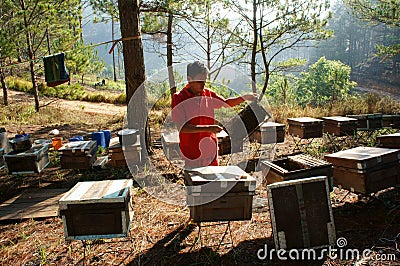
271,94,400,124
0,90,399,265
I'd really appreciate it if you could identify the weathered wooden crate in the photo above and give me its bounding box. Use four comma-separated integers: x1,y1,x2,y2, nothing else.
161,131,181,161
0,130,8,169
185,166,256,222
0,148,5,170
108,137,141,167
0,132,10,153
187,192,254,222
324,147,400,194
260,154,333,189
382,115,400,129
116,129,139,146
267,176,336,250
4,144,50,174
10,138,32,152
377,133,400,149
59,179,133,240
347,113,383,130
322,116,357,136
216,130,232,155
250,121,285,144
329,163,399,195
224,101,270,151
287,117,323,139
58,141,97,169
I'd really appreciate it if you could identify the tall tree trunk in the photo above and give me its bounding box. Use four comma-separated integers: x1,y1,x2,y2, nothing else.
28,43,39,112
117,0,149,159
167,12,176,96
22,0,40,111
259,14,269,101
251,0,258,93
0,67,8,106
112,17,117,82
206,1,211,75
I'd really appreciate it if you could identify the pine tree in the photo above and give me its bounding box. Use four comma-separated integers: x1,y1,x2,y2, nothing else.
4,0,81,111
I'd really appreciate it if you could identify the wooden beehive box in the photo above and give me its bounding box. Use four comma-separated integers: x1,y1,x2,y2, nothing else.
287,117,323,139
161,131,181,161
0,148,5,170
250,121,285,144
382,114,400,129
322,116,357,136
216,130,232,155
108,137,141,167
4,144,50,174
324,147,400,194
0,132,10,153
224,101,270,151
377,133,400,149
347,113,383,130
59,179,133,240
267,176,336,250
58,141,97,169
260,154,333,190
185,166,256,222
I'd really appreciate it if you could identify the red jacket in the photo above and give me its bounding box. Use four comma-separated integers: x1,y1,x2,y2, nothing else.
171,84,228,167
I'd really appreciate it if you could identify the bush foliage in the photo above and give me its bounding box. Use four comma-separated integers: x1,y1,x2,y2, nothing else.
5,77,126,104
296,57,357,107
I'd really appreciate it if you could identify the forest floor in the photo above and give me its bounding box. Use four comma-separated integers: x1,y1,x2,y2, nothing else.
0,86,399,265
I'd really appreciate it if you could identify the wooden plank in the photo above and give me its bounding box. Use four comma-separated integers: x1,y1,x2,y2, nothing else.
1,197,61,209
1,188,67,204
93,156,109,168
0,188,68,221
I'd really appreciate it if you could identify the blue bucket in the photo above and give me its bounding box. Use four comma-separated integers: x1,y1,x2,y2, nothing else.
101,130,111,147
91,132,106,148
69,136,84,142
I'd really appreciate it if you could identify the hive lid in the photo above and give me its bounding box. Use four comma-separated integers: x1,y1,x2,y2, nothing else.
377,133,400,138
187,166,255,182
5,143,48,157
267,175,329,189
185,166,256,193
260,121,285,129
117,129,138,137
287,117,323,123
188,165,247,175
59,179,132,204
324,146,400,170
322,116,357,122
58,140,97,152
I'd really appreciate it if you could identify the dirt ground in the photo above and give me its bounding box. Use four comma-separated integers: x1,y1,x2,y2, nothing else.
0,90,399,265
6,90,127,116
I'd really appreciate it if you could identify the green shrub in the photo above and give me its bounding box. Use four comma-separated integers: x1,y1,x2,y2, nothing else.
296,57,357,107
5,77,32,92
